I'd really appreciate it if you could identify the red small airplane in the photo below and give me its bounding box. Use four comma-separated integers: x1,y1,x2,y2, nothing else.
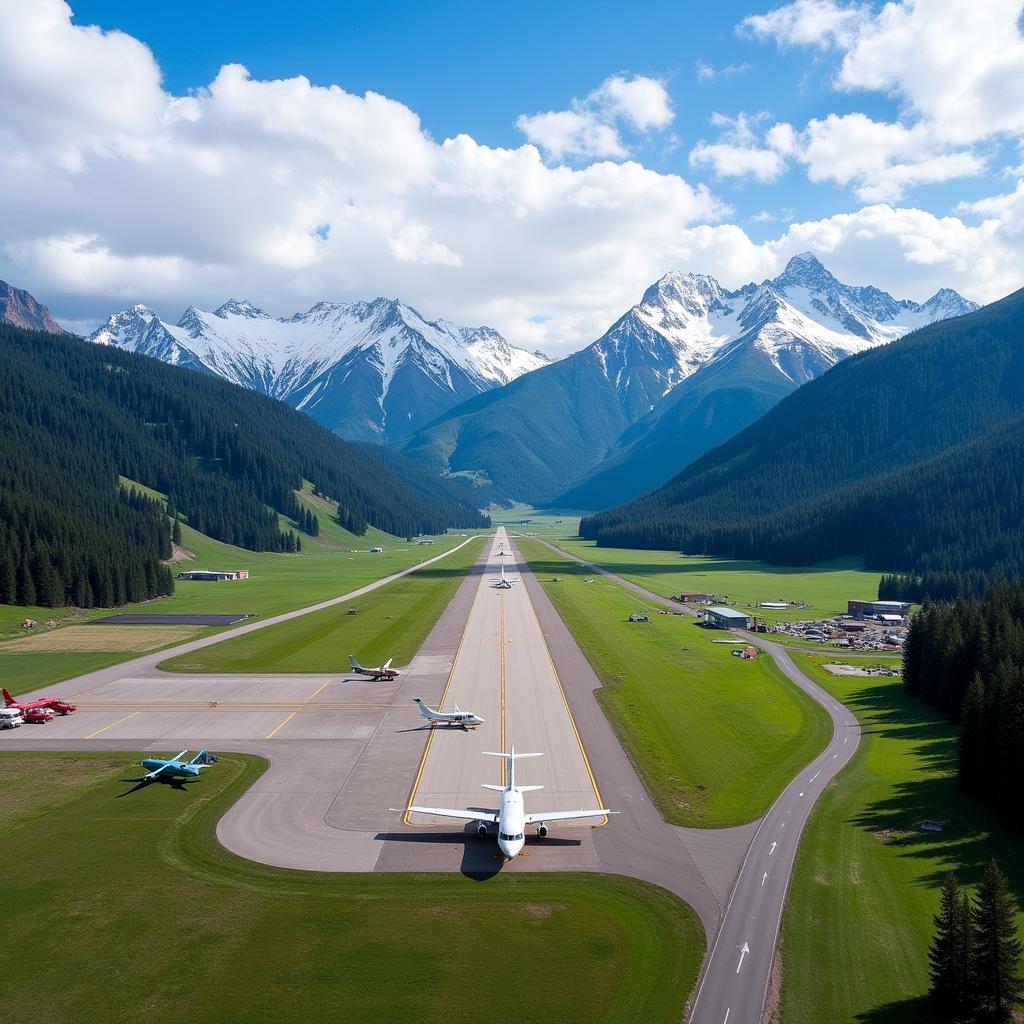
2,688,77,717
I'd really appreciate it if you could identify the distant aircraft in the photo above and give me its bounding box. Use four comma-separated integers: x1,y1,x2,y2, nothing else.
399,746,611,859
349,654,399,680
139,749,219,782
492,565,518,589
413,697,484,729
2,688,76,717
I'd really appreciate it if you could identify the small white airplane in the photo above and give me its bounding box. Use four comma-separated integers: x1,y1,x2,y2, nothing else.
400,747,611,859
349,654,399,680
492,565,518,589
413,697,485,729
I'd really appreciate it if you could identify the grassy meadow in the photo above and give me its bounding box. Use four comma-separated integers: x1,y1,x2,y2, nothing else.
777,656,1024,1024
160,536,484,673
0,751,704,1024
516,538,832,827
0,479,478,694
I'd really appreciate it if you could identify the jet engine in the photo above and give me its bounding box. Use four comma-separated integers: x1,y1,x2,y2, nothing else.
476,822,489,839
537,823,548,839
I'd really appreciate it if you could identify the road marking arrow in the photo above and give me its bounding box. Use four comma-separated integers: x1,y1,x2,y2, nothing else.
736,941,750,973
762,871,768,886
769,841,777,856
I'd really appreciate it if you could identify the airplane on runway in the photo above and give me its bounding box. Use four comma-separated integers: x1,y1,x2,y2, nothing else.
413,697,485,729
398,746,611,859
2,687,76,717
139,749,219,782
492,565,518,589
349,654,399,680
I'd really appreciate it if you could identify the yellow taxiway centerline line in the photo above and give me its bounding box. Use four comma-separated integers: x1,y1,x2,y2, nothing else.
264,711,297,739
85,710,141,739
264,677,334,738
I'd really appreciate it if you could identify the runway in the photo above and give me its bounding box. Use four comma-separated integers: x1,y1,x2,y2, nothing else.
405,528,604,836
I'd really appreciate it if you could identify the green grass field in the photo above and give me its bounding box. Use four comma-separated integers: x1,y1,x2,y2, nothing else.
0,752,704,1024
0,480,478,694
777,657,1024,1024
160,536,484,673
546,535,884,625
517,539,832,827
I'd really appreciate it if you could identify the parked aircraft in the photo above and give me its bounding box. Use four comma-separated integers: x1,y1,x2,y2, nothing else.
492,565,518,589
2,688,76,716
349,654,399,680
399,746,611,859
413,697,484,729
139,749,219,782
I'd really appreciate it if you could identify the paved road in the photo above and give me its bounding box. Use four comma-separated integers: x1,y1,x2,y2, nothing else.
525,539,862,1024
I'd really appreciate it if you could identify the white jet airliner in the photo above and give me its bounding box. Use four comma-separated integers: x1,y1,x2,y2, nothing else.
413,697,485,728
400,747,611,859
492,565,518,589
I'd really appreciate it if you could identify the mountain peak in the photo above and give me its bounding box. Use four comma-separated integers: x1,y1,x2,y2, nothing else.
0,280,66,335
214,298,268,319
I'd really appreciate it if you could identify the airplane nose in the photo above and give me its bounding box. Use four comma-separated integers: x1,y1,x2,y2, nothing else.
498,839,511,858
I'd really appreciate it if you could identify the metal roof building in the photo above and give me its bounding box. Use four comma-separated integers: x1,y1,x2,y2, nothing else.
704,607,750,630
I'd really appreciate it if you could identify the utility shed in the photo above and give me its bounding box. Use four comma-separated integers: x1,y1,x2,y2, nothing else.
705,606,750,630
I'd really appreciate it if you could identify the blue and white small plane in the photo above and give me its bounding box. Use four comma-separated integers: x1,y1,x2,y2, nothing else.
413,697,485,729
139,749,218,781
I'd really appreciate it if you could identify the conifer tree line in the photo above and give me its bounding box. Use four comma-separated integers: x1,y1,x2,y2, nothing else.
0,323,485,609
929,864,1022,1022
902,579,1024,826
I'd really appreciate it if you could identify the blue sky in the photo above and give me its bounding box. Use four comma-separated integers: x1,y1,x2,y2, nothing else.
4,1,1024,351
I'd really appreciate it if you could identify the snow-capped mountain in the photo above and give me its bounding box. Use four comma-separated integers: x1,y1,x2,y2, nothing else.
400,252,977,505
89,297,551,442
553,252,978,509
591,251,977,395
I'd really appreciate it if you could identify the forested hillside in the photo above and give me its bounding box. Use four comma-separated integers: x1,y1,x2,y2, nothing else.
903,580,1024,829
0,324,486,608
582,288,1024,591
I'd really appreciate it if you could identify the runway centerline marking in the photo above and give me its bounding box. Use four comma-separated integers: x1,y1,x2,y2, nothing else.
84,710,140,738
499,591,507,786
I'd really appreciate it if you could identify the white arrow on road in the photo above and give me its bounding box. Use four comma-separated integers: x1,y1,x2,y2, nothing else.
762,871,768,886
769,841,777,856
736,942,750,974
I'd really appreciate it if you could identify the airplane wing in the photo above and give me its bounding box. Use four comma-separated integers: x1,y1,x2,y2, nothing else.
142,764,172,781
403,806,498,823
523,809,610,824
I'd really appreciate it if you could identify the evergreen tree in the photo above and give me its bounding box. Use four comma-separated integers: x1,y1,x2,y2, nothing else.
172,517,182,545
971,860,1023,1023
929,873,973,1017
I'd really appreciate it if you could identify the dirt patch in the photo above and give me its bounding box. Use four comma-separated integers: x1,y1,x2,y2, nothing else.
516,902,565,919
167,543,196,563
0,624,201,653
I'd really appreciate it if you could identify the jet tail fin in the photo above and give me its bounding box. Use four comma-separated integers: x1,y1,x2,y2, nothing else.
190,749,217,766
349,654,362,671
1,688,15,706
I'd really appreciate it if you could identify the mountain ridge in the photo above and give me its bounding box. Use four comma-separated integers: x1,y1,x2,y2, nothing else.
89,296,551,443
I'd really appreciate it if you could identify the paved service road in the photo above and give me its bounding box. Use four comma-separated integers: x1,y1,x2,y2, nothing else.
526,539,861,1024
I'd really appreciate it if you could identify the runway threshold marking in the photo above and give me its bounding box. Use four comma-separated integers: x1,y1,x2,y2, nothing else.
84,710,140,739
264,677,334,738
402,560,477,826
